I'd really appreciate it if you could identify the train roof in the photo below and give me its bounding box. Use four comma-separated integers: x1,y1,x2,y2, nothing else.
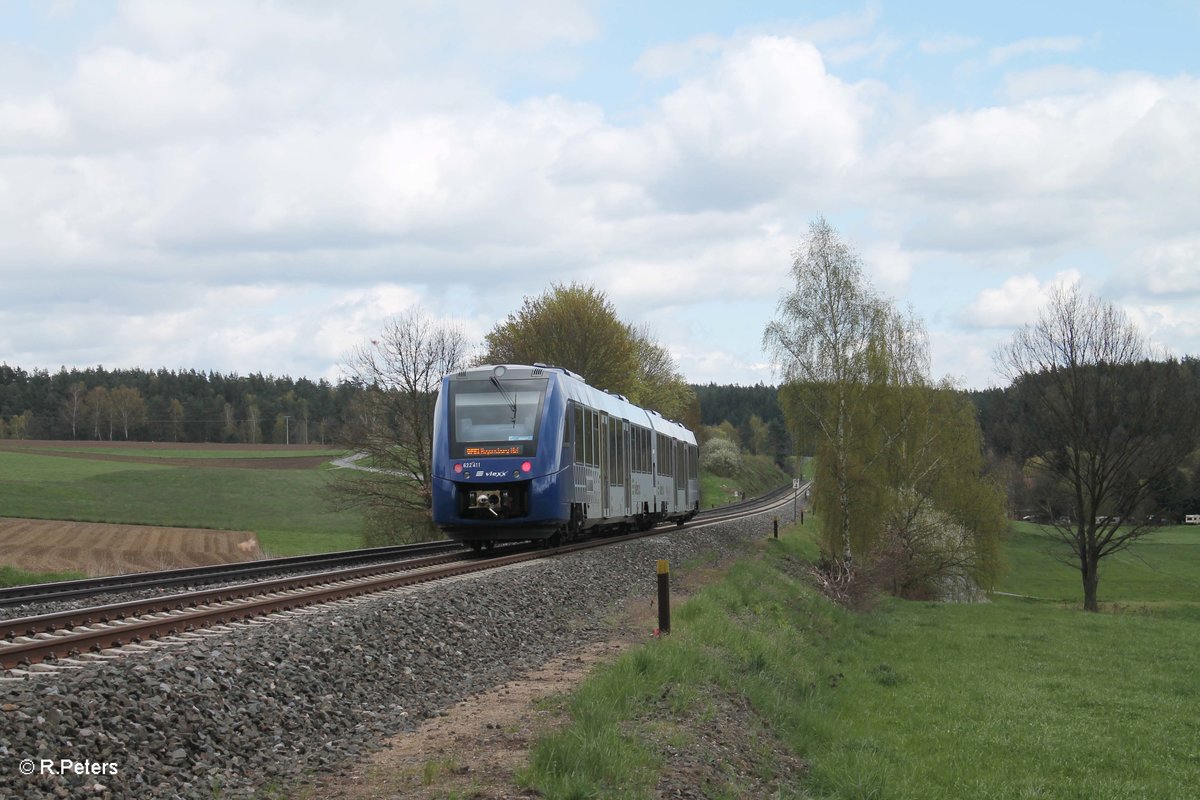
448,363,696,445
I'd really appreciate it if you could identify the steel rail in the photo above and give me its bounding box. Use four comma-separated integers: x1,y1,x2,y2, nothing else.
0,548,484,645
0,533,620,670
0,540,464,607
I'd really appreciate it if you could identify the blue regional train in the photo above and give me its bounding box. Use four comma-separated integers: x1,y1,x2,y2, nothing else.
431,363,699,548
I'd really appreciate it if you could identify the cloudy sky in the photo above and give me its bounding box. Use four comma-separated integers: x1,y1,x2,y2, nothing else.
2,1,1198,390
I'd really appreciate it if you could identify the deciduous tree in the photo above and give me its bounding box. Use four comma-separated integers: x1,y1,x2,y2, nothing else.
61,381,86,439
768,218,1003,598
332,307,470,542
83,386,111,440
168,399,185,442
996,285,1200,611
764,217,891,564
481,282,694,420
109,386,147,440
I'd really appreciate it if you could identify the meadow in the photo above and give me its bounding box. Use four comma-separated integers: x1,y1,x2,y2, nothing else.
520,518,1200,799
0,443,364,570
699,453,793,508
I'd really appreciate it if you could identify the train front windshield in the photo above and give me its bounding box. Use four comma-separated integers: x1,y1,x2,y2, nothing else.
449,377,548,458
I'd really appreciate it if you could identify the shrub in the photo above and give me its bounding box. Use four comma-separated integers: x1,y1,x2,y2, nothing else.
700,437,743,477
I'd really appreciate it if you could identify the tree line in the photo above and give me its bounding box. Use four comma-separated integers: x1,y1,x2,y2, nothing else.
0,365,354,444
969,356,1200,525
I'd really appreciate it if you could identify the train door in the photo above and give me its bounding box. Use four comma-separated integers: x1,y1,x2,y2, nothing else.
600,412,610,518
622,421,632,516
681,441,691,510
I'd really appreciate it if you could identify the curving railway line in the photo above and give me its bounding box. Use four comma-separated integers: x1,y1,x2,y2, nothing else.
1,484,804,674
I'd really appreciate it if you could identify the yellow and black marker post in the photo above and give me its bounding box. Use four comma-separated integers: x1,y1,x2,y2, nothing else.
656,559,670,635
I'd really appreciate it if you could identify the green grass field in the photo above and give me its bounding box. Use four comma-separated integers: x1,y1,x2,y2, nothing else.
1000,521,1200,604
700,453,792,508
0,442,790,584
0,447,363,559
519,517,1200,799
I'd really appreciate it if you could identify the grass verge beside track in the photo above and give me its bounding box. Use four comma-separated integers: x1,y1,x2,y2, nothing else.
518,519,1200,799
0,564,86,589
700,454,793,508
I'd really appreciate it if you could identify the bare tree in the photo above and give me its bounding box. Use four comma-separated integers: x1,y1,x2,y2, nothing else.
333,307,470,541
996,285,1199,611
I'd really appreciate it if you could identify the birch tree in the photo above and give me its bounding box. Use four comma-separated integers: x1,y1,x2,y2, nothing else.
60,381,86,439
763,217,890,564
766,217,1003,594
109,386,147,440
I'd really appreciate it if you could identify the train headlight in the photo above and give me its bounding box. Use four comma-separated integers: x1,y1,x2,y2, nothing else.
521,461,532,473
453,463,463,474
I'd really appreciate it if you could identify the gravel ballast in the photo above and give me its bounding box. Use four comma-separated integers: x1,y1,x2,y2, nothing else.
1,514,772,799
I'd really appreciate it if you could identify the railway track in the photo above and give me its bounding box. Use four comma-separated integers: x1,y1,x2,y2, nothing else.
0,539,465,608
1,484,806,673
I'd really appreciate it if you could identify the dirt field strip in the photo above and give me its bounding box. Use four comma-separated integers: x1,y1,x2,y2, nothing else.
0,518,263,575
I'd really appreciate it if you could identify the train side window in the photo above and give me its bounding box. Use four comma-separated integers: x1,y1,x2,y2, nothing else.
582,407,590,466
609,421,621,486
573,404,584,464
590,409,600,467
656,433,672,477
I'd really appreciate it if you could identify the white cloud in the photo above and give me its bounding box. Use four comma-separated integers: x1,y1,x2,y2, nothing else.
927,329,1004,389
961,270,1082,328
0,96,70,147
647,36,874,211
68,47,236,135
918,34,980,56
988,35,1087,65
882,73,1200,257
635,34,726,80
1002,65,1103,99
1118,237,1200,297
862,241,914,295
3,4,1200,391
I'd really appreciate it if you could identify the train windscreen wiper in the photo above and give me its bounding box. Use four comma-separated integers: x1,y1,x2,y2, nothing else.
489,375,518,427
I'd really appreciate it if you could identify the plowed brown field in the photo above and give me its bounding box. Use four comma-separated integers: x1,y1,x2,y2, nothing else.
0,518,263,576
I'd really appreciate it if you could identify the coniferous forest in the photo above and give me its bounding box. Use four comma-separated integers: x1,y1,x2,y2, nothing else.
4,359,1198,520
0,363,792,450
0,364,354,444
